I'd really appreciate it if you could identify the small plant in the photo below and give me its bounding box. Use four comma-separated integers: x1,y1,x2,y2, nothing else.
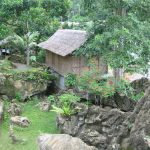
12,69,55,83
116,79,133,96
52,105,75,116
51,93,80,116
30,56,36,62
130,92,144,101
48,95,56,105
27,73,37,80
15,92,22,102
59,93,80,106
65,73,77,88
115,79,144,101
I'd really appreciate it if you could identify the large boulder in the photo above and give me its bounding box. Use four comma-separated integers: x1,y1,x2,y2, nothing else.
0,73,47,100
114,86,150,150
10,116,30,127
131,77,149,94
7,101,22,116
14,80,47,100
38,101,51,112
38,134,98,150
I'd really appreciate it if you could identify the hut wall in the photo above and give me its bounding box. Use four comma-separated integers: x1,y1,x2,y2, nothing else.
46,51,107,76
46,51,61,74
46,51,72,75
71,57,108,75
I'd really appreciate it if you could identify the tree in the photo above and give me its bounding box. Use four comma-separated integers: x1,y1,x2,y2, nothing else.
0,0,71,64
78,0,150,82
0,0,70,39
12,32,39,65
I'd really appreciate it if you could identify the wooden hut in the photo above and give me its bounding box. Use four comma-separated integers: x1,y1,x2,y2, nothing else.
38,29,107,89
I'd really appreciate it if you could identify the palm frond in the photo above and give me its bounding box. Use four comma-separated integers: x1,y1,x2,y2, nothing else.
28,32,39,43
29,42,37,48
13,34,26,50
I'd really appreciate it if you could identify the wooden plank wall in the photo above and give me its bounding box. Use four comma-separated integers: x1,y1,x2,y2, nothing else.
46,51,108,76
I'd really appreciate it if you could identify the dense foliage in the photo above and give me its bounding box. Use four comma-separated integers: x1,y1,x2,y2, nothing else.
65,66,144,101
0,60,55,83
0,0,71,64
65,73,77,88
0,0,70,39
77,0,150,75
0,0,148,103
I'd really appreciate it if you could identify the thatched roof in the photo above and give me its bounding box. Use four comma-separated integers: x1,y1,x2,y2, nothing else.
38,29,88,56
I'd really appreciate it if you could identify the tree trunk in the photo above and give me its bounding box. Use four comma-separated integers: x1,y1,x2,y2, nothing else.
113,4,127,84
113,68,124,85
26,47,30,66
26,1,30,66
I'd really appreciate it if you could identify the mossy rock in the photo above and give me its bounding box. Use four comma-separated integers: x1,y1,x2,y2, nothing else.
0,69,55,100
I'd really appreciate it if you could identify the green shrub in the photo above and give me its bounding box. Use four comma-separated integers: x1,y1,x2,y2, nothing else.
48,95,56,105
115,79,144,101
130,92,144,101
65,73,77,88
36,50,46,63
59,93,80,106
51,93,80,116
52,105,75,116
77,64,141,100
115,79,133,96
77,66,116,98
12,69,55,83
15,92,22,102
0,60,14,72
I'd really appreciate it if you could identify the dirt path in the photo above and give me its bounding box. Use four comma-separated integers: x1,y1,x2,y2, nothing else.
13,63,31,71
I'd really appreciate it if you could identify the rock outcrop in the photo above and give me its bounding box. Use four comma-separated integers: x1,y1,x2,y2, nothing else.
113,86,150,150
0,73,47,100
57,103,131,150
38,134,98,150
57,86,150,150
131,77,149,94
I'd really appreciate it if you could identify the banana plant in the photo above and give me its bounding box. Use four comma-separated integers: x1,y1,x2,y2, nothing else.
12,32,39,66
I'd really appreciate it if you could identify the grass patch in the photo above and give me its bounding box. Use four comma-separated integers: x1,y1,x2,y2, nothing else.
0,100,59,150
0,60,14,72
